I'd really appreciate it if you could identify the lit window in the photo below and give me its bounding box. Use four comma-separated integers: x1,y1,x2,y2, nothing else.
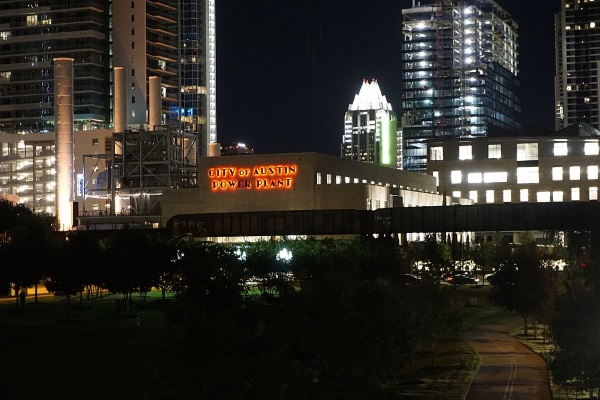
336,175,341,184
584,141,599,155
553,191,564,202
432,171,439,186
554,142,568,156
485,190,494,203
488,144,501,159
452,191,461,198
467,172,482,183
590,187,598,201
572,187,580,201
430,146,443,160
353,178,359,183
483,172,507,183
326,174,332,184
344,176,350,183
503,189,511,203
469,191,478,203
520,189,529,202
367,198,371,210
570,166,580,180
375,200,381,209
517,167,539,184
459,145,473,160
451,170,462,184
588,165,599,180
316,173,322,185
517,143,538,161
552,167,563,181
537,192,551,202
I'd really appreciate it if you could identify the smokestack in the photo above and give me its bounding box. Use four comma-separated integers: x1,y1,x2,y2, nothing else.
149,76,161,130
54,58,75,231
113,67,126,214
208,142,221,157
114,66,127,133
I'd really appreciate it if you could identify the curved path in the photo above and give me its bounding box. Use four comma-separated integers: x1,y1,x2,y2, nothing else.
465,316,552,400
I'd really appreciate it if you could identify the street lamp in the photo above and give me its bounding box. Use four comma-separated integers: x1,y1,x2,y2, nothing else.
2,226,26,244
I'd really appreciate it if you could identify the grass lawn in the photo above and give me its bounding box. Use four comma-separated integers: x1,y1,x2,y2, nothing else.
0,284,516,400
0,293,169,399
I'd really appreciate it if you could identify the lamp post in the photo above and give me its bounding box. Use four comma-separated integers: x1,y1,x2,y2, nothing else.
2,226,26,244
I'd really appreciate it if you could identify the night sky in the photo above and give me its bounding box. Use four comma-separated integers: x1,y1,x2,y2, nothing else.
216,0,561,156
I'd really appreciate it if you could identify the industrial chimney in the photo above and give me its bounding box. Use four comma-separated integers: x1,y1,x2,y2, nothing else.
54,58,75,231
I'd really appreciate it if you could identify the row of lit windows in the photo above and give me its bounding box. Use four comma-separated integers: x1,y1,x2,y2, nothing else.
452,187,599,204
316,172,383,187
314,172,415,190
430,141,600,161
444,165,600,185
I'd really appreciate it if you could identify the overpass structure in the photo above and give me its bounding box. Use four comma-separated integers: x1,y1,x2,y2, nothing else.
166,201,600,239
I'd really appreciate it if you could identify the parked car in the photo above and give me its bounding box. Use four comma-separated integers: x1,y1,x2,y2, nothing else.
441,270,474,282
447,274,479,285
399,274,421,285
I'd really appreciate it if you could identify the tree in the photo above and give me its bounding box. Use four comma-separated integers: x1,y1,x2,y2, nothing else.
104,229,158,315
549,283,600,397
154,236,460,399
0,211,55,307
488,232,555,335
422,233,452,281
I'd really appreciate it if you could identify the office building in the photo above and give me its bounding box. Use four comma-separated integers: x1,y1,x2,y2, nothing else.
426,123,600,205
401,0,521,173
341,79,400,169
426,123,600,242
555,0,600,131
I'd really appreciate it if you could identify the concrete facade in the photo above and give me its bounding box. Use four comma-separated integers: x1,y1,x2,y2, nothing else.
160,152,460,227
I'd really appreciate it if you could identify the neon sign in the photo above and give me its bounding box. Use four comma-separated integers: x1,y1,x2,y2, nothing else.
208,164,298,191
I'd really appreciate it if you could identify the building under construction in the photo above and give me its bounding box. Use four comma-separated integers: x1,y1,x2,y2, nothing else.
401,0,521,173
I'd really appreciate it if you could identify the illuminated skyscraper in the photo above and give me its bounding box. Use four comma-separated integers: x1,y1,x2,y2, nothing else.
341,79,400,169
555,0,600,131
0,0,216,155
0,0,216,216
0,1,110,133
401,0,521,173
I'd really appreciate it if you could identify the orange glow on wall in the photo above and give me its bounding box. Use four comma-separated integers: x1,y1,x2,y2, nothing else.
208,164,298,191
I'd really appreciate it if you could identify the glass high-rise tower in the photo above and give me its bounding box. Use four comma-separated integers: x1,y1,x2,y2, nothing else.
401,0,521,173
555,0,600,131
0,0,216,216
0,0,216,155
0,1,110,133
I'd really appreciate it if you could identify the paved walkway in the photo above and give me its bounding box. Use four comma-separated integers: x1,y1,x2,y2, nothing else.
465,316,552,400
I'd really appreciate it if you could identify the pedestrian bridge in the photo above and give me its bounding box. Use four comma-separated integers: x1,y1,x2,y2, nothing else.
166,201,600,238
